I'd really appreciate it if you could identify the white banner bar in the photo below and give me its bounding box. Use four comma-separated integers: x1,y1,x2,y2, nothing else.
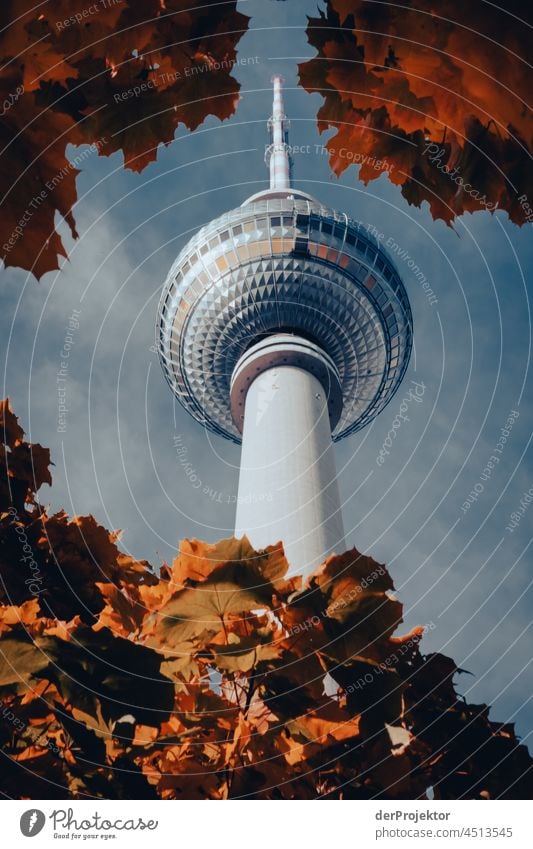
3,799,529,848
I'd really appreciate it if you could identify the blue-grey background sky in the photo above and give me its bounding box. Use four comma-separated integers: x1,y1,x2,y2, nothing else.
1,1,531,747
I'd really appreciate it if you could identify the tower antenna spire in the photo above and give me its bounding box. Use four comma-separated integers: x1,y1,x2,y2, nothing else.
267,74,292,190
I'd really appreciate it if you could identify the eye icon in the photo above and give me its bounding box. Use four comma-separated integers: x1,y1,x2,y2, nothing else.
20,810,46,837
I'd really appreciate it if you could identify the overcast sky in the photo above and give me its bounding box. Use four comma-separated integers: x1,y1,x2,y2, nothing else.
1,0,531,747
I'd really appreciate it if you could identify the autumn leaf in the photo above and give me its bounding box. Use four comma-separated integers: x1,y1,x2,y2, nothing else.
170,535,259,586
0,398,24,449
299,1,533,226
0,599,40,636
0,1,249,278
212,633,282,674
94,582,145,637
286,700,360,747
154,560,275,646
0,80,80,279
313,547,393,603
0,633,54,690
0,398,52,510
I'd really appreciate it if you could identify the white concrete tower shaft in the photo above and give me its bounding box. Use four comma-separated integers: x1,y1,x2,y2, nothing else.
231,335,346,577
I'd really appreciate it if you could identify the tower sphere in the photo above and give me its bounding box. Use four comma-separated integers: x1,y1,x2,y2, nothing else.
158,188,412,443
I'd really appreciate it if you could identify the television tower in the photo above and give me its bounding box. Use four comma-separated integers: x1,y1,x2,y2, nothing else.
157,76,412,576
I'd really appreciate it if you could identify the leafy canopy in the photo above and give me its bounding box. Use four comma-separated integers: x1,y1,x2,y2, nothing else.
1,398,531,799
299,1,532,226
0,0,248,278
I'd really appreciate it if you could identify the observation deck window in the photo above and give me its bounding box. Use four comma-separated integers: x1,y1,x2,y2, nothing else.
249,240,270,258
223,245,238,264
